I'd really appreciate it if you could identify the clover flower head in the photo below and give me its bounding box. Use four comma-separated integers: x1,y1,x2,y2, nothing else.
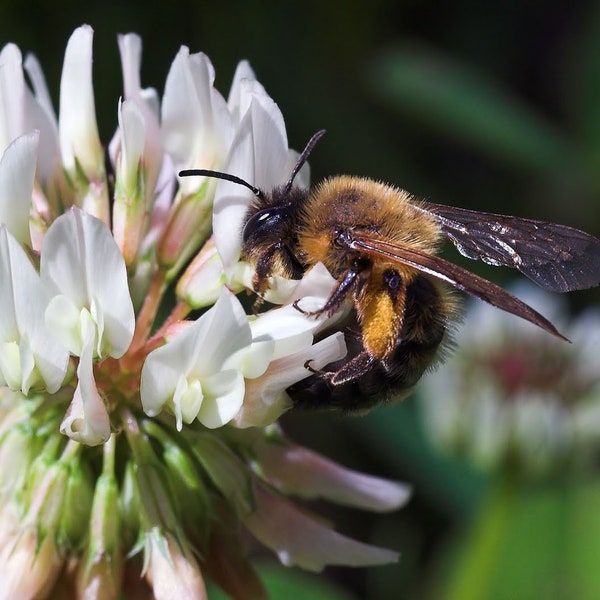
420,282,600,477
0,25,409,598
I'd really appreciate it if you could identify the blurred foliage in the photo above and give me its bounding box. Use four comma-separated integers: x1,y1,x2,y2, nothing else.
2,1,600,598
434,477,600,600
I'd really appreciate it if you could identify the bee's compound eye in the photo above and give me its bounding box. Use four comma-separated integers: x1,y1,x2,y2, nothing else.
242,207,288,243
383,270,401,290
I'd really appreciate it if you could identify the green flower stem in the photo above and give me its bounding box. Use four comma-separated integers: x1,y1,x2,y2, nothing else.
125,267,168,359
441,473,600,599
444,472,517,600
144,301,192,351
101,431,116,476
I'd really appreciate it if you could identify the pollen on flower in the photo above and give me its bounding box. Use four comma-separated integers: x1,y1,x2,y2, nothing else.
0,25,409,599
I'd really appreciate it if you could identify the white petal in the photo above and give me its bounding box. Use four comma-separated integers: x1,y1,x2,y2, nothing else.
234,332,347,428
117,98,145,191
0,342,20,389
116,33,162,197
0,131,38,246
264,332,346,391
60,324,110,445
212,95,292,278
58,25,102,175
211,108,255,273
288,262,338,303
117,33,143,99
0,228,19,342
225,338,274,379
0,227,69,393
250,283,341,360
0,44,27,149
23,53,58,126
172,375,204,429
145,287,249,376
187,287,251,374
41,208,135,358
249,98,288,190
161,47,232,173
140,288,251,420
44,294,82,356
140,351,184,418
161,47,212,166
23,53,60,182
227,61,259,123
196,369,245,428
244,483,399,572
256,441,411,512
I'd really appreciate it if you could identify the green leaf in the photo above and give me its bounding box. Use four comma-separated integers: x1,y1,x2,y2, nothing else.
368,45,580,176
437,475,600,600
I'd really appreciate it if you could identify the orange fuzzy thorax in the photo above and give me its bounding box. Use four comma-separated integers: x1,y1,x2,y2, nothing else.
298,176,441,271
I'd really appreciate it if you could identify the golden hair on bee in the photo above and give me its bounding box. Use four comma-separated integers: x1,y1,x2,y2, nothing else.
301,176,441,256
180,130,600,413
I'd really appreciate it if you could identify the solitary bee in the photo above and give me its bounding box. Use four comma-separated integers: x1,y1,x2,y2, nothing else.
180,131,600,411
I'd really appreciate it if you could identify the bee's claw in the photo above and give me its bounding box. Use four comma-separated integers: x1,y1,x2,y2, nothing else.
303,360,334,381
293,299,327,318
304,359,318,373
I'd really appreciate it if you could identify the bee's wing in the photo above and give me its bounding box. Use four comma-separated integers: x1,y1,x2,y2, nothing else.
414,202,600,293
345,232,568,340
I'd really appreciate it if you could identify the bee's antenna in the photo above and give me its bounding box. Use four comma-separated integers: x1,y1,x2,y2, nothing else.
178,169,262,197
284,129,326,194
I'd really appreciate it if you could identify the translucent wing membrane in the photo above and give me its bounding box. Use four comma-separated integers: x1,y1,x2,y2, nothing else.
342,231,568,341
418,202,600,293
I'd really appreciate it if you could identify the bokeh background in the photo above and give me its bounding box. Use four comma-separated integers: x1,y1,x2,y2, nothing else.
4,2,600,598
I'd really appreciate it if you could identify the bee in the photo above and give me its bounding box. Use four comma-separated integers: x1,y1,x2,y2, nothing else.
180,130,600,411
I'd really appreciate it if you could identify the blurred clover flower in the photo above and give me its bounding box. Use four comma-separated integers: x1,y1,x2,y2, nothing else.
0,25,410,599
420,282,600,477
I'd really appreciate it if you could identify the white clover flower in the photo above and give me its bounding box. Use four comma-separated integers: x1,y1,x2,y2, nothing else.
162,48,233,178
420,282,600,476
0,25,409,597
142,264,348,429
0,226,69,394
111,33,164,269
41,208,135,360
233,263,349,427
116,32,162,193
141,287,262,429
58,26,109,222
